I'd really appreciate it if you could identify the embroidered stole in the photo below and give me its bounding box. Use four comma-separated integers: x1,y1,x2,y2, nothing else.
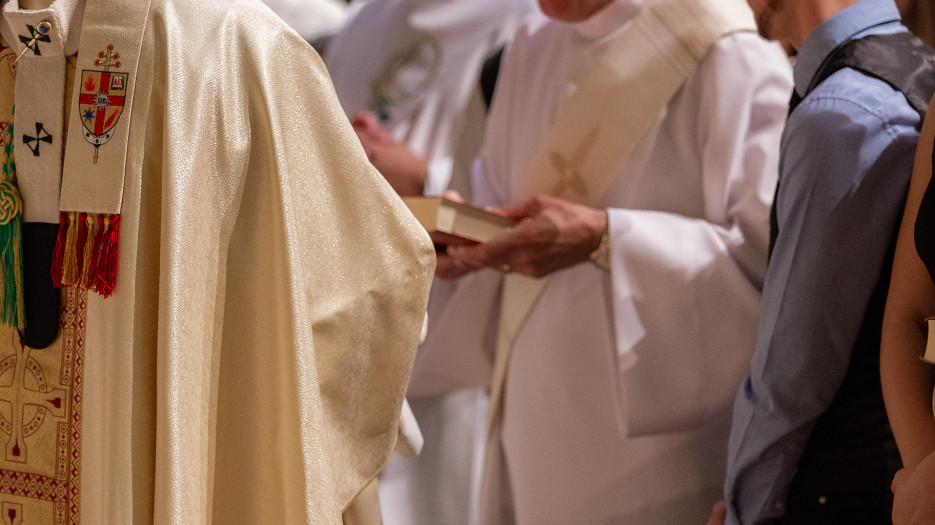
482,0,757,499
0,0,150,340
0,0,83,345
56,0,150,295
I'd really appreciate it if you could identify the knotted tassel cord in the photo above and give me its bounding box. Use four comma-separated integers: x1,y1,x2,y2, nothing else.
0,109,23,329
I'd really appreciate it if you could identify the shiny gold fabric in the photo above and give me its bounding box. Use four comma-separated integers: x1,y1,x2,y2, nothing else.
15,0,434,524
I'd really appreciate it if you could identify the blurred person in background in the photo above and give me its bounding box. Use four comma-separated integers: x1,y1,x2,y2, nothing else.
323,1,536,523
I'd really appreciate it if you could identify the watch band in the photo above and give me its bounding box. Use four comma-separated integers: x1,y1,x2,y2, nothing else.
589,225,611,272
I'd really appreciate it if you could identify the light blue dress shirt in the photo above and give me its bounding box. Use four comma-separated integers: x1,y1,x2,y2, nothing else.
723,0,922,523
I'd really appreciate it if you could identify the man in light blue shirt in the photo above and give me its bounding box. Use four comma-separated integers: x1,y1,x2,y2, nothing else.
712,0,935,523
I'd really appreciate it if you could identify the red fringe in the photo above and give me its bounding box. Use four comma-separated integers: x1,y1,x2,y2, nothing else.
93,214,119,297
51,212,68,288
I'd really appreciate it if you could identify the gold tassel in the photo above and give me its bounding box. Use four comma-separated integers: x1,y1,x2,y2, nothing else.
79,213,96,288
61,212,79,286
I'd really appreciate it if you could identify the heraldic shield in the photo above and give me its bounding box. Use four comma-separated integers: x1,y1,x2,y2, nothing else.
78,69,128,162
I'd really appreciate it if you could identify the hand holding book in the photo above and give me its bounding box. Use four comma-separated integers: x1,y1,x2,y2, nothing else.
402,195,516,249
405,194,607,280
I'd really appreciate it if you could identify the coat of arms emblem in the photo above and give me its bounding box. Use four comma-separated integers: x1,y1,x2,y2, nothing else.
78,45,127,163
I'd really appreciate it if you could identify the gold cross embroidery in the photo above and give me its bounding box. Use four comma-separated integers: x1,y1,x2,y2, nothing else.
548,126,599,199
95,44,121,71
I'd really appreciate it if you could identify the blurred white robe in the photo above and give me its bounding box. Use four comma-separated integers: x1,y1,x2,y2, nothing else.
261,0,347,41
417,0,794,522
325,0,536,196
325,2,535,524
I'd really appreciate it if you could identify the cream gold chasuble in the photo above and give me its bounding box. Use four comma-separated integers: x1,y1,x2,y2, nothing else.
0,0,436,524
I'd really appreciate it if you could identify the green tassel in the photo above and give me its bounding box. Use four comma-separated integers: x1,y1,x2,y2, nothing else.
0,110,24,329
0,211,23,329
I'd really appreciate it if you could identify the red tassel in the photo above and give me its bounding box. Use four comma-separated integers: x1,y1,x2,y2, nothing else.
93,214,119,297
51,212,68,288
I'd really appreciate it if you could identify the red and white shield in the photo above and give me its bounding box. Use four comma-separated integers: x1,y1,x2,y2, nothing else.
77,70,128,147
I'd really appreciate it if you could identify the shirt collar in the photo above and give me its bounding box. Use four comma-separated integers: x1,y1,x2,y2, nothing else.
572,0,649,40
793,0,901,97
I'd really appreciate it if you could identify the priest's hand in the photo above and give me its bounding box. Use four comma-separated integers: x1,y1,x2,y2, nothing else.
437,194,606,279
706,500,726,525
892,449,935,524
352,111,428,197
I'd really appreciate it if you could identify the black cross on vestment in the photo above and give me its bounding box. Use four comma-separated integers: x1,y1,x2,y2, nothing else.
18,24,51,57
23,122,52,156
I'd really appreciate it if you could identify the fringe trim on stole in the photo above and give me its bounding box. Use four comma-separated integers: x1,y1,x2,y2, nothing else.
0,113,24,329
52,210,119,297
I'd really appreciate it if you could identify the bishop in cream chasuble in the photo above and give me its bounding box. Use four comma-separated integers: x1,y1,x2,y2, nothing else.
0,0,436,524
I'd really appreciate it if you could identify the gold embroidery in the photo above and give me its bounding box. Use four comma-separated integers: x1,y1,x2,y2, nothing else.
548,126,599,199
0,288,85,525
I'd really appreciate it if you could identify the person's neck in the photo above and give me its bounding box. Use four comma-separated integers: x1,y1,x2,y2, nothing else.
18,0,54,9
790,0,863,49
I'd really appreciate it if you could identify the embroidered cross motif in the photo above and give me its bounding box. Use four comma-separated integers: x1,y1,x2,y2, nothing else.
548,126,599,199
22,122,51,157
0,340,68,464
16,22,51,61
95,44,120,71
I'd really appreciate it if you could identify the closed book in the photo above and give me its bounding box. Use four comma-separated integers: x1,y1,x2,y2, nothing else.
403,196,514,245
925,318,935,364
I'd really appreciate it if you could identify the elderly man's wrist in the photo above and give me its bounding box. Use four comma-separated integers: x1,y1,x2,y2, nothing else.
589,211,610,272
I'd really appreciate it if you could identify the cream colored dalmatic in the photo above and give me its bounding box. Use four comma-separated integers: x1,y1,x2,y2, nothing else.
0,0,435,524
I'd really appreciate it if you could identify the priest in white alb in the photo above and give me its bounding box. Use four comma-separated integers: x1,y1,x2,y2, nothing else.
414,0,793,522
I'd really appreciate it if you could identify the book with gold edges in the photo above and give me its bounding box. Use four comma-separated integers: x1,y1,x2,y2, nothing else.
402,196,514,245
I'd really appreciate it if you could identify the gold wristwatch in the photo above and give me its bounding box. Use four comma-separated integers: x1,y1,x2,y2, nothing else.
589,225,611,272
